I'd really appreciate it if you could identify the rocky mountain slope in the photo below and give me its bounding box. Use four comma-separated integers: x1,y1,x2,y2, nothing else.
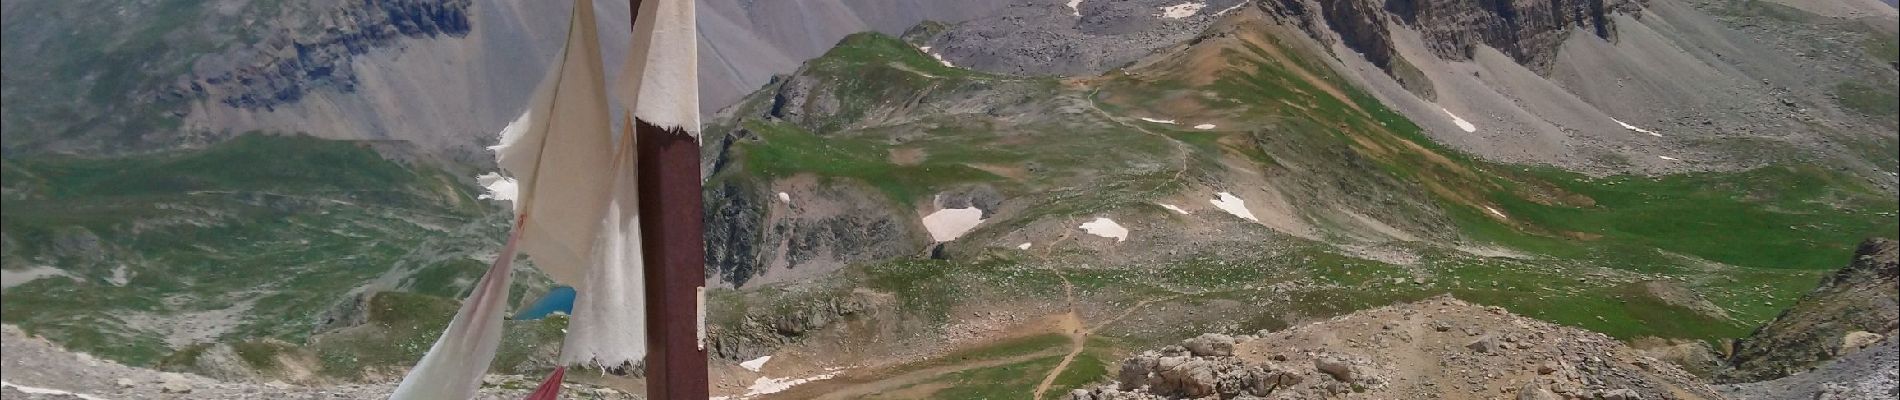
1721,238,1900,382
1,0,1896,396
927,0,1899,182
1067,296,1724,400
920,0,1250,77
1717,335,1899,400
1,0,1029,157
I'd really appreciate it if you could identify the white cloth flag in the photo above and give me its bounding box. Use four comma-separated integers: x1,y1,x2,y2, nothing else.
559,116,647,368
493,0,616,287
392,0,625,398
390,229,521,400
395,0,703,394
560,0,701,367
618,0,699,137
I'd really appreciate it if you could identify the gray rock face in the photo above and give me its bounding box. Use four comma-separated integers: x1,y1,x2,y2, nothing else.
701,173,926,287
1183,333,1237,357
1264,0,1642,76
706,289,890,362
703,177,769,286
167,0,475,111
1717,336,1900,400
1723,238,1900,382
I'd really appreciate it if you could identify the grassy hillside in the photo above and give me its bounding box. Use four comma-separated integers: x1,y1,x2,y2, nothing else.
707,26,1897,354
1,14,1892,388
0,134,501,366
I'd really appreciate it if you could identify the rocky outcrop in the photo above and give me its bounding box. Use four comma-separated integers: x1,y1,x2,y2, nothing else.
1722,238,1900,382
1069,296,1724,400
703,175,770,287
760,179,925,282
1717,335,1900,400
1264,0,1643,74
706,289,893,362
164,0,473,111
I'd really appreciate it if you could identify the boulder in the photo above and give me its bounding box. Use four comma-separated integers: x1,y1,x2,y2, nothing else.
1183,333,1236,357
1517,382,1561,400
1314,356,1354,382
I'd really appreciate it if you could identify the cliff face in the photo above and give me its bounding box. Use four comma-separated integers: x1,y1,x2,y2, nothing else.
1266,0,1642,75
166,0,475,111
1386,0,1637,71
1723,238,1900,382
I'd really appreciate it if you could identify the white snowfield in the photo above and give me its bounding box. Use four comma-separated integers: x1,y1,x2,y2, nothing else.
712,370,842,400
1658,155,1679,161
1209,192,1258,222
1157,203,1190,215
1139,117,1177,124
1160,2,1206,19
1194,124,1217,130
1212,1,1248,16
917,46,956,68
1611,118,1662,137
921,207,986,242
1068,0,1084,16
1080,218,1130,242
1,381,111,400
739,355,771,372
1440,107,1477,133
1484,206,1508,219
1018,242,1033,250
776,192,791,203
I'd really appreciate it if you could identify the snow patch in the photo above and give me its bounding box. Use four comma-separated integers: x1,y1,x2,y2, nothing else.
1,266,73,289
1079,218,1130,242
917,46,956,68
1193,124,1216,130
1018,242,1033,250
1139,117,1177,124
1658,155,1679,161
921,207,986,242
1611,118,1662,137
739,355,771,372
777,192,791,204
1,381,111,400
740,371,841,397
1212,1,1248,15
1157,203,1190,215
107,265,130,287
1209,192,1258,222
1068,0,1084,16
1483,206,1508,220
475,172,517,203
1159,2,1206,19
1440,107,1477,133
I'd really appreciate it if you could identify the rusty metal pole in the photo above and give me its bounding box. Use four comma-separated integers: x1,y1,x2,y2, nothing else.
629,0,710,398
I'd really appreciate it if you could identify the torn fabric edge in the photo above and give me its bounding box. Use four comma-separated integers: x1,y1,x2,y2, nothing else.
616,0,700,139
389,225,522,400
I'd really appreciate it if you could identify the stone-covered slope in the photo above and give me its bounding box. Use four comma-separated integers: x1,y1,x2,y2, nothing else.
919,0,1900,181
1722,238,1900,382
1067,296,1724,400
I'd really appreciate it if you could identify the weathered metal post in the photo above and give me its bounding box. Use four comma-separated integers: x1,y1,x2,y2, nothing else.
629,0,710,397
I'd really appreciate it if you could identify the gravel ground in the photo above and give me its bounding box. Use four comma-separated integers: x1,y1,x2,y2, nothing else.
0,325,637,400
1717,336,1900,400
